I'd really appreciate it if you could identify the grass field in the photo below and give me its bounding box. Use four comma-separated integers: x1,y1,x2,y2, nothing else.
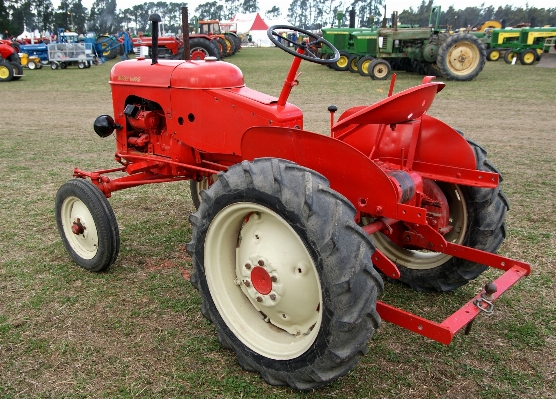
1,48,555,398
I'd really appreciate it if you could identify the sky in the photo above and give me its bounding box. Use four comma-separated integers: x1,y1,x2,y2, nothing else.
55,0,553,20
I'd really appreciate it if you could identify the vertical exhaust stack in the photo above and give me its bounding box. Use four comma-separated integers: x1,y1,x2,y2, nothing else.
181,7,191,60
149,13,162,65
349,8,355,28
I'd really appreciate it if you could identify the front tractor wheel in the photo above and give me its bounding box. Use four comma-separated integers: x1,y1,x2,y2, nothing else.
369,138,508,292
369,58,391,80
187,159,383,389
332,50,350,71
437,33,486,81
55,179,120,272
486,48,500,61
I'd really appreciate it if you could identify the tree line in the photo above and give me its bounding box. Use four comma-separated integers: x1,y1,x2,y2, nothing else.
1,0,555,39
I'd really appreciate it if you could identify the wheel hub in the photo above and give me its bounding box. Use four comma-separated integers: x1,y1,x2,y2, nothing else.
239,255,284,308
250,266,272,295
71,218,86,235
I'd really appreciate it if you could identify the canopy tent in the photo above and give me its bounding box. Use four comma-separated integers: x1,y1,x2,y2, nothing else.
230,13,292,47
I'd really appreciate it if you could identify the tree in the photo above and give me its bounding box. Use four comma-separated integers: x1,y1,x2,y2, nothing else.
241,0,258,13
195,1,224,20
222,0,240,20
265,6,280,20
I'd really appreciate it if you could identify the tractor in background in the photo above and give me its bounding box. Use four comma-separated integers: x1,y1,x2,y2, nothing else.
0,40,23,81
55,12,530,390
321,6,486,81
502,27,556,65
191,18,241,57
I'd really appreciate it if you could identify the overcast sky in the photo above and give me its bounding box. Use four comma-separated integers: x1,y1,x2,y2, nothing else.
55,0,553,20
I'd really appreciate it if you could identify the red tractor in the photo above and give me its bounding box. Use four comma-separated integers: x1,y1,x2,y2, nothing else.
0,40,24,82
132,30,220,60
55,15,530,390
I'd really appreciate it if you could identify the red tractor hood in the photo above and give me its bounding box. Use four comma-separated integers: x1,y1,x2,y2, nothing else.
110,58,244,89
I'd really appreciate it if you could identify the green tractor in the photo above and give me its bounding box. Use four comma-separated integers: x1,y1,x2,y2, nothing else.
322,6,486,81
320,9,374,72
484,28,521,61
502,27,556,65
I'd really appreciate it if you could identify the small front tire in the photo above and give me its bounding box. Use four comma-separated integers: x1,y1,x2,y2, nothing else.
369,58,391,80
55,179,120,272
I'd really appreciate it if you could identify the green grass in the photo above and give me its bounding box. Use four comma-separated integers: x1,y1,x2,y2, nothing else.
1,48,555,398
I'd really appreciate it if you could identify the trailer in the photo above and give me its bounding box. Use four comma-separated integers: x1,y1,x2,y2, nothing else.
47,42,94,69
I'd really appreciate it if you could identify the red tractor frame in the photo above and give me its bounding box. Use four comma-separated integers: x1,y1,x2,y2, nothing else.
55,14,530,390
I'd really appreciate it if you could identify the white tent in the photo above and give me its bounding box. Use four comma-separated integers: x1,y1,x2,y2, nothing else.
230,13,292,47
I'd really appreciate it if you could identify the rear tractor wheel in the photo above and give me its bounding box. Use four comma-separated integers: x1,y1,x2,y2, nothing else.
368,138,508,292
188,158,383,389
9,62,23,80
437,33,486,81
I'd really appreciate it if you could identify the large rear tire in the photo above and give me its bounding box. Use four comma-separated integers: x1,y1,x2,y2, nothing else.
8,62,23,80
189,38,220,60
188,159,383,389
55,179,120,272
370,138,508,292
96,35,119,59
437,33,486,81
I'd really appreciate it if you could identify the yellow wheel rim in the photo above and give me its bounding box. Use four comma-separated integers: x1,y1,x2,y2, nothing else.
0,65,10,79
446,40,480,76
490,50,500,61
337,55,349,68
522,52,536,64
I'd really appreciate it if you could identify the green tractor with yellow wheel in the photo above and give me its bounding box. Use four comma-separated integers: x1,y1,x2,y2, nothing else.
322,6,486,81
501,27,556,65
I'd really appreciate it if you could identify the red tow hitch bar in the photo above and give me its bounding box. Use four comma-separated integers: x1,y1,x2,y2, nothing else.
372,232,531,344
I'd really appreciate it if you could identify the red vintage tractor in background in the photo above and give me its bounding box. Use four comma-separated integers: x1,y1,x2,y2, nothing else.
55,14,531,390
0,40,24,82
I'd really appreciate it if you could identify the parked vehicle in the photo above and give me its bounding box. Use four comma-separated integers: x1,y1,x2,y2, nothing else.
321,6,486,81
55,14,530,390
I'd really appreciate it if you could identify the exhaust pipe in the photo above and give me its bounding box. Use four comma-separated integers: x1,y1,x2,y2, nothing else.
149,13,161,65
181,7,191,60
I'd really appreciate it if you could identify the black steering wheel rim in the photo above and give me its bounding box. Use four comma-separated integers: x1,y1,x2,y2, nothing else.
267,25,340,64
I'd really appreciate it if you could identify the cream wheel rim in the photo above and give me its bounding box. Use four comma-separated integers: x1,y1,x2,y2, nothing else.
60,196,99,259
371,183,468,270
204,202,322,360
446,41,481,76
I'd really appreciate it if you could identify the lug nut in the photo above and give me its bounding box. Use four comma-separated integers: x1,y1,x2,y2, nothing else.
269,294,276,300
258,259,264,266
244,280,251,287
271,276,277,282
245,263,251,270
256,296,263,302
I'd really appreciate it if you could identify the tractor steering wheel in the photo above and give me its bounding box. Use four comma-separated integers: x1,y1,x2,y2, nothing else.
267,25,340,65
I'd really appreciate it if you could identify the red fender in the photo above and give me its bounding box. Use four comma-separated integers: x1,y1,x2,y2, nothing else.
241,126,427,224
